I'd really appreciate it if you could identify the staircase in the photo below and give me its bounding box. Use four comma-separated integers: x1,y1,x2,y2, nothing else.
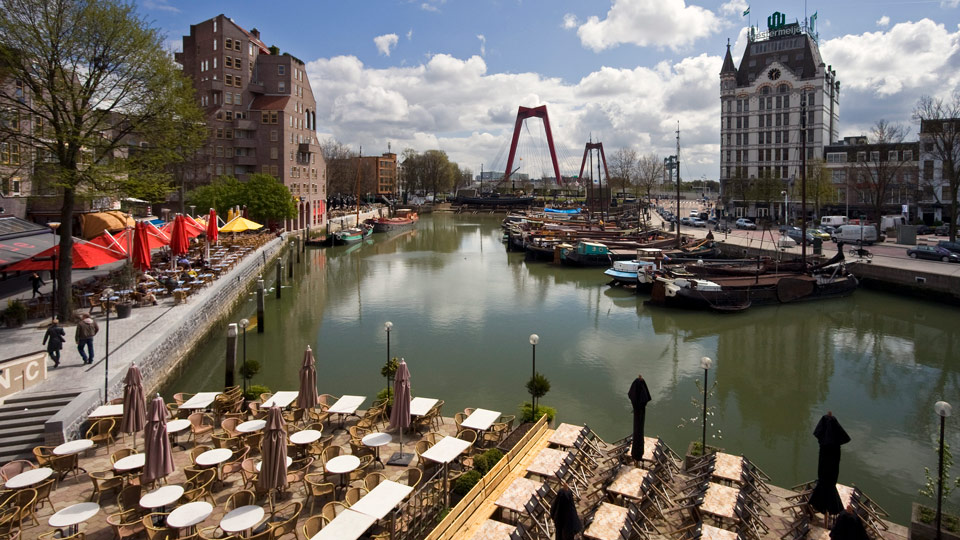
0,391,80,463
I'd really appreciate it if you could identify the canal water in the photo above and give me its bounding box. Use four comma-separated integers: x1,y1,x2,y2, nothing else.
166,213,960,523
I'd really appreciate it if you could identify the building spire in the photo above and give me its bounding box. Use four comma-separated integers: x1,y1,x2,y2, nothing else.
721,39,737,75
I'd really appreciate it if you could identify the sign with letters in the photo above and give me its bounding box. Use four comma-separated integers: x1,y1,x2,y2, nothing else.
0,351,48,399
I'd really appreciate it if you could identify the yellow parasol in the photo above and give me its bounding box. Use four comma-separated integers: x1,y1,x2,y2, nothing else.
219,216,263,233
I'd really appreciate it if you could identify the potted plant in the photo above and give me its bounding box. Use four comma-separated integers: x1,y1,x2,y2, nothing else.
678,359,723,470
113,261,137,319
244,384,270,402
380,357,398,414
523,373,553,424
239,359,261,398
3,299,28,328
911,441,960,540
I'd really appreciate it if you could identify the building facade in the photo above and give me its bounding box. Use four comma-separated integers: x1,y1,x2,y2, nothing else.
822,136,920,219
719,12,840,221
366,152,397,197
918,119,960,225
176,14,326,230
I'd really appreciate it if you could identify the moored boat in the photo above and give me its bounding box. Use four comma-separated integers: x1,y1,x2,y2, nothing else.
369,209,419,233
604,259,658,285
332,225,373,245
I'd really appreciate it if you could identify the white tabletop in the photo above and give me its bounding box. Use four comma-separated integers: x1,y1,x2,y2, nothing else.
195,448,233,467
54,439,94,456
5,467,52,489
362,432,392,448
348,480,414,520
89,404,124,418
461,408,501,431
325,454,361,475
113,454,146,471
179,392,221,410
236,419,267,433
167,501,213,529
409,397,439,417
48,502,100,528
327,395,366,415
290,429,322,445
220,505,265,533
309,508,377,540
420,436,472,465
262,391,299,408
255,457,292,472
166,419,191,433
139,485,184,509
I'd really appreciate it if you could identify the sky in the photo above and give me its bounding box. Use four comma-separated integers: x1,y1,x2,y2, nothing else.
139,0,960,182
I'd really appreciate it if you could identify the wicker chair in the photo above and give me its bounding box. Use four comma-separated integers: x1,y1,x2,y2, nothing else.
344,487,367,507
88,470,124,503
0,461,34,482
303,474,335,514
86,419,116,453
267,502,302,540
301,516,328,539
320,501,347,523
224,490,256,513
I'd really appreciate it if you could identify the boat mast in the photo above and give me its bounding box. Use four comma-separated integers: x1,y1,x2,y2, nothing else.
800,96,807,264
676,122,682,249
588,133,594,222
355,146,362,226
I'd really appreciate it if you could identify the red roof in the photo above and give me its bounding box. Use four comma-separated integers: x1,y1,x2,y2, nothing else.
250,95,291,111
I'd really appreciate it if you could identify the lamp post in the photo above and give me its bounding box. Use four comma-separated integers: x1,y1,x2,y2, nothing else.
384,321,393,396
700,356,713,455
103,288,115,404
239,318,249,394
935,400,952,540
529,334,539,414
781,190,788,224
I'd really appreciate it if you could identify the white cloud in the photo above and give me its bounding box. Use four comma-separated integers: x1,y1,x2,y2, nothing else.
562,13,579,29
575,0,722,52
876,15,890,27
142,0,179,12
420,0,443,12
719,0,748,17
406,29,414,40
941,0,959,7
373,34,399,57
477,34,486,57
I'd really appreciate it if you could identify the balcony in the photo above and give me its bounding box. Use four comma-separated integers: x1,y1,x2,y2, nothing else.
298,143,313,154
236,155,258,166
234,119,255,130
234,138,257,148
247,81,265,94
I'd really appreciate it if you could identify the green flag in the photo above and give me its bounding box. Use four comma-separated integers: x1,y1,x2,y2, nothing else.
743,7,750,16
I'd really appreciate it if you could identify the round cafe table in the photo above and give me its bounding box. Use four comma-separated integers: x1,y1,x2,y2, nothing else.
289,429,322,445
48,502,100,536
195,448,232,468
166,419,191,449
220,505,265,534
324,455,361,490
113,454,146,472
255,457,292,472
236,420,266,433
362,432,392,469
166,501,212,532
139,485,184,512
53,439,94,456
5,467,53,489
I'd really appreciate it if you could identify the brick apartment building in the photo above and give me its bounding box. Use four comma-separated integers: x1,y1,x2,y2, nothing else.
176,14,326,230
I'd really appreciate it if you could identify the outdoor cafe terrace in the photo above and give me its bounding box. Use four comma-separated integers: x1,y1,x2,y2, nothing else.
0,384,909,540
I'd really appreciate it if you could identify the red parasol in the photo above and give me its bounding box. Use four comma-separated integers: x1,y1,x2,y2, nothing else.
88,231,127,258
169,215,190,257
4,239,125,271
206,209,218,244
132,221,152,271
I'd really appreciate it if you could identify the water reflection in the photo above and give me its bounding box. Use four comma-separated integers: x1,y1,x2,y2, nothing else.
166,214,959,523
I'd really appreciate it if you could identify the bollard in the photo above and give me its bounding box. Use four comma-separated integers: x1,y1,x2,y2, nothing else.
296,237,301,263
288,249,294,279
276,260,282,299
257,278,265,333
225,323,238,387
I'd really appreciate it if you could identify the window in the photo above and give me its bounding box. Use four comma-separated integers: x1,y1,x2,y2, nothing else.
215,146,223,157
215,164,223,176
903,150,913,161
270,165,278,176
759,99,765,111
225,128,233,140
923,160,934,180
225,38,232,50
278,81,285,92
249,43,254,56
870,151,880,161
826,152,847,163
225,56,232,69
225,93,232,105
213,57,217,69
213,39,217,51
278,65,285,75
270,111,278,124
262,165,270,174
235,93,242,106
234,40,241,52
759,115,765,128
261,111,269,123
225,147,234,158
888,151,898,161
216,128,224,139
213,20,217,32
270,147,278,160
270,129,278,141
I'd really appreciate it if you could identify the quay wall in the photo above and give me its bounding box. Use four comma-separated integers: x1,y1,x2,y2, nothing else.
45,236,288,444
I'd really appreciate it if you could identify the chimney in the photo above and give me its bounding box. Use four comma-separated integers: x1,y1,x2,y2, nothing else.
250,28,260,39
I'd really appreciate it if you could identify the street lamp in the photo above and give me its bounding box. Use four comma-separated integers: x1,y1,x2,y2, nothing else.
935,400,952,540
103,287,116,404
700,356,713,455
529,334,539,414
384,321,393,396
781,190,789,224
239,318,249,394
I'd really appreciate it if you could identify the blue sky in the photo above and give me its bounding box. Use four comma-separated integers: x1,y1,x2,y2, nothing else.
139,0,960,181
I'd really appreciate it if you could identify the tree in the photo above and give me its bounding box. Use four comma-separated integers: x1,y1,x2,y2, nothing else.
636,153,664,200
319,137,357,196
420,149,454,198
242,174,297,223
0,0,204,320
750,172,783,227
852,121,911,236
914,92,960,242
802,158,836,221
187,176,245,216
610,147,638,197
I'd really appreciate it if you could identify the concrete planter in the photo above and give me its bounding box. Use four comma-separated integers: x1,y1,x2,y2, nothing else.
684,441,722,471
911,503,960,540
115,302,133,319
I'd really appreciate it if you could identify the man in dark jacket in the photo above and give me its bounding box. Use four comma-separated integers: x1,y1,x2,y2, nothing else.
75,313,99,364
42,318,66,368
550,483,582,540
29,272,45,298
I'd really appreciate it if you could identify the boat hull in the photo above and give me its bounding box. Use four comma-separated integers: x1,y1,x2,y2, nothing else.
371,217,418,233
333,227,373,245
647,273,858,311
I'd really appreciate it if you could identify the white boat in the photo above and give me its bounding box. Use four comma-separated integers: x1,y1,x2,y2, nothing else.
604,259,657,285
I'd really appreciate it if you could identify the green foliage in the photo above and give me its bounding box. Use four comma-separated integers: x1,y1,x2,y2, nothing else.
243,173,297,222
188,176,245,216
920,442,960,511
526,373,551,399
113,261,138,291
917,505,960,532
239,360,261,381
3,299,28,325
452,470,482,496
381,357,399,379
520,402,556,423
376,387,394,408
688,441,721,457
244,384,270,401
473,448,504,475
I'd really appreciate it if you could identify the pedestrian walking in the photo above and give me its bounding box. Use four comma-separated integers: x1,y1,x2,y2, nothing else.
75,312,99,365
42,318,66,369
29,272,45,298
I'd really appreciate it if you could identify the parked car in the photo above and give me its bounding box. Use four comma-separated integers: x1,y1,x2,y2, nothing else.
735,218,757,230
915,225,933,235
691,218,706,228
784,227,815,243
680,217,693,226
907,245,960,263
820,225,837,235
809,228,832,240
831,224,879,245
938,240,960,254
935,225,950,236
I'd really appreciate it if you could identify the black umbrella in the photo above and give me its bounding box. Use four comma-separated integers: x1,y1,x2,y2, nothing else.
809,412,851,516
549,485,582,540
830,507,870,540
627,375,652,461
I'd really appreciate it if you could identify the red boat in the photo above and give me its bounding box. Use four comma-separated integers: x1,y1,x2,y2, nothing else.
368,209,419,233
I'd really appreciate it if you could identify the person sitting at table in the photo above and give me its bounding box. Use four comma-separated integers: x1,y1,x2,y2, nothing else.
136,284,158,306
195,254,206,267
179,270,191,282
163,275,177,293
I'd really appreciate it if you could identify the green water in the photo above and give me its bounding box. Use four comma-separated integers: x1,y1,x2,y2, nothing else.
166,214,960,523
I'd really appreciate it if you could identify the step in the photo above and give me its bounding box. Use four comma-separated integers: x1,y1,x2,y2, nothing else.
0,405,63,422
4,392,79,408
0,443,41,462
0,425,44,439
0,431,46,449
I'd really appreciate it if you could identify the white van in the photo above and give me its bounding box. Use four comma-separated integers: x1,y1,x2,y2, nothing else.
821,216,848,228
831,224,879,245
880,215,905,231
